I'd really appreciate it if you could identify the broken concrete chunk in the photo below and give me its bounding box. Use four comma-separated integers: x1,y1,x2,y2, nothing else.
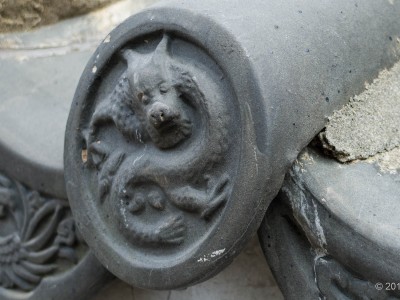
319,60,400,162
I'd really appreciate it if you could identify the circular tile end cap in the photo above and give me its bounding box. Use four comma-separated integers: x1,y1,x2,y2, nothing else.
64,7,271,290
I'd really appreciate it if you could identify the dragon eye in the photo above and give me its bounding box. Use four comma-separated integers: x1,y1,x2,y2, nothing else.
142,96,150,105
159,84,168,94
137,92,150,105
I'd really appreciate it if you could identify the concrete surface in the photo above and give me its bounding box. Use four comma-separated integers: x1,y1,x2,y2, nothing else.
320,58,400,162
0,1,283,299
366,146,400,174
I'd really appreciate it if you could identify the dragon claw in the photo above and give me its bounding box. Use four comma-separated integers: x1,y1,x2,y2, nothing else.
201,175,230,219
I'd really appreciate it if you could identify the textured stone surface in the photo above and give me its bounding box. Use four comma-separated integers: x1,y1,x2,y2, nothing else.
366,146,400,174
0,0,118,33
320,58,400,162
0,0,158,51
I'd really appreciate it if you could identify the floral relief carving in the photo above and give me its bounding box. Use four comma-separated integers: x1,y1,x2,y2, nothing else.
0,173,79,292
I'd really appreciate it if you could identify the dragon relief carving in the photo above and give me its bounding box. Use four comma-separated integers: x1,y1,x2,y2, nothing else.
85,34,232,246
0,173,79,292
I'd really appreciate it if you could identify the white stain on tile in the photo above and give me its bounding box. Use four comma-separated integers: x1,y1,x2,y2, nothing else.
197,248,226,263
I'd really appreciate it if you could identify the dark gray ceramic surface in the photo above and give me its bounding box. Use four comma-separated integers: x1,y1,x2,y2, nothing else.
0,28,112,300
64,0,400,290
259,147,400,299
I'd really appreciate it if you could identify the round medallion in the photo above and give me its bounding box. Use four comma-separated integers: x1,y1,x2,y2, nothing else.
65,8,269,289
0,173,111,300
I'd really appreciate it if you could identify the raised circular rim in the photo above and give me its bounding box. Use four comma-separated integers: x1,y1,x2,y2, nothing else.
65,5,271,289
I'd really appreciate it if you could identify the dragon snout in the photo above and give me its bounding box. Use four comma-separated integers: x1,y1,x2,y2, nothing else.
148,102,180,129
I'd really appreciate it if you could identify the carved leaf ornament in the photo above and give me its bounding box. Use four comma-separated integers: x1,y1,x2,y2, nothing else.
0,174,78,291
